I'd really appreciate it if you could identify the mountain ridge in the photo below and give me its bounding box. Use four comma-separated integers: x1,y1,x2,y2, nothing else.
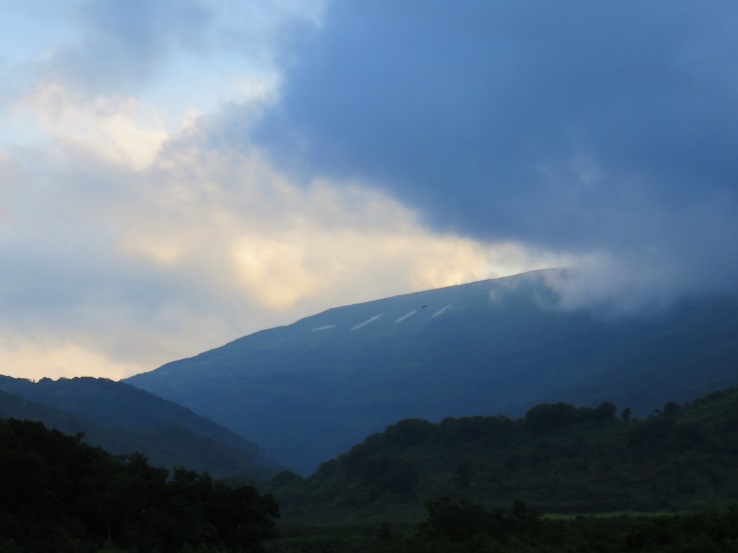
126,269,738,474
0,375,281,479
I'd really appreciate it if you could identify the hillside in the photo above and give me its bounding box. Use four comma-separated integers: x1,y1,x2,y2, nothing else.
268,387,738,521
0,376,280,480
126,270,738,474
0,417,278,552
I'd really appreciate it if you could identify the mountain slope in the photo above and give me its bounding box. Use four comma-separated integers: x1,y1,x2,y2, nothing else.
0,376,281,480
126,270,738,474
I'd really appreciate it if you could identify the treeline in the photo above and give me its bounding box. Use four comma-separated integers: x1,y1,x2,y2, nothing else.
384,498,738,553
267,499,738,553
268,387,738,519
0,417,278,553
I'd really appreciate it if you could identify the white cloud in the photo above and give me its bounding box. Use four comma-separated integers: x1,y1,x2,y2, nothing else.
541,252,689,317
14,83,168,170
119,137,566,314
0,335,140,381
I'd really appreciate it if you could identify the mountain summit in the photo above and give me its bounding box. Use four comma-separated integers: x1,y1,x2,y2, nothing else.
126,270,738,474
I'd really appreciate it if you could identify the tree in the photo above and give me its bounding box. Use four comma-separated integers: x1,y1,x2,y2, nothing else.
594,401,618,421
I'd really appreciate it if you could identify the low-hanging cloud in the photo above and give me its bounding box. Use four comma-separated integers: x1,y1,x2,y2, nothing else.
256,1,738,304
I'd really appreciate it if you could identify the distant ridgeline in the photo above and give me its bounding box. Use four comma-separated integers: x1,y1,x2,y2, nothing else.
267,386,738,520
126,270,738,474
0,375,281,480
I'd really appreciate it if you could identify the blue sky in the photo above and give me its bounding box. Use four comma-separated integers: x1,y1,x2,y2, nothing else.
1,1,736,380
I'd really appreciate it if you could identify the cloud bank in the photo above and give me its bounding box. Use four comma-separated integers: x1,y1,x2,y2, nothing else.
256,1,738,302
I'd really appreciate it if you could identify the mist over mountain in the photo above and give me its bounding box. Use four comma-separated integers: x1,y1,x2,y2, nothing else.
126,270,738,474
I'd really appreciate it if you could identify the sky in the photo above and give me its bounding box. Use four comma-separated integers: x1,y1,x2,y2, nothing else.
1,1,736,381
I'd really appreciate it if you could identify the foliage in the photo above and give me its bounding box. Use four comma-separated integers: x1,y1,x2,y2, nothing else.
0,418,279,553
395,499,738,553
268,388,738,520
266,500,738,553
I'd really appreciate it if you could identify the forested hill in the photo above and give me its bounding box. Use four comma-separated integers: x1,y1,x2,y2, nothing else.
0,417,279,552
268,386,738,520
0,376,281,480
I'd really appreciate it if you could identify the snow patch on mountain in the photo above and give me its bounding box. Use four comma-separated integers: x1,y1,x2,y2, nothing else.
352,315,382,331
311,325,336,332
433,304,453,317
395,310,417,324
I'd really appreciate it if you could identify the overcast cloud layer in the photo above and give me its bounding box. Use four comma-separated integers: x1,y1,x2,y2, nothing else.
1,1,736,380
257,1,738,302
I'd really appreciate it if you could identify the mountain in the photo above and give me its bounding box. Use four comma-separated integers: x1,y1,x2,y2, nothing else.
125,269,738,474
0,376,281,480
267,387,738,520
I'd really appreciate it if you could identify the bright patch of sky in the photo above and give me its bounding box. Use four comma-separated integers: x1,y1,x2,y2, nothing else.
0,3,77,64
0,4,71,144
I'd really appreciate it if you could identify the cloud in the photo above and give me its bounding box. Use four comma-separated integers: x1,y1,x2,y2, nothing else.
0,337,142,382
44,0,212,92
117,130,563,313
13,82,168,169
255,1,738,304
0,105,561,380
26,0,325,95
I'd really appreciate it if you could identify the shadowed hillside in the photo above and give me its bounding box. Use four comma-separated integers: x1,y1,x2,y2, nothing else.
0,376,280,480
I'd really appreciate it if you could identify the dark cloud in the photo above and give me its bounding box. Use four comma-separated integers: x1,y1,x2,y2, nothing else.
256,1,738,296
